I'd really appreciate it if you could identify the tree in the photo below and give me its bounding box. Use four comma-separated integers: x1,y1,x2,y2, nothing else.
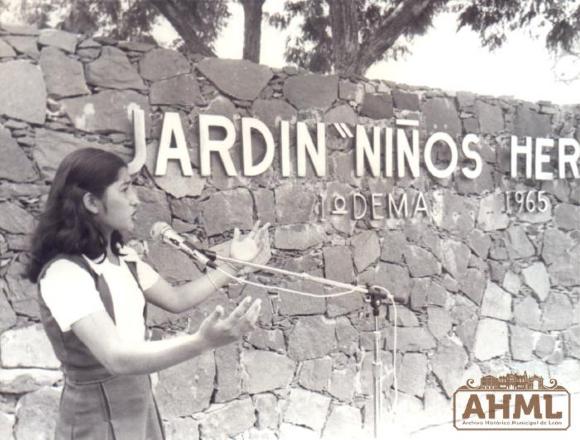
7,0,265,62
271,0,580,76
269,0,451,75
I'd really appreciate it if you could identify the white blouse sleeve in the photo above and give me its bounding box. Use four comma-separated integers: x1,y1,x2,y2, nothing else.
135,259,160,291
39,259,106,332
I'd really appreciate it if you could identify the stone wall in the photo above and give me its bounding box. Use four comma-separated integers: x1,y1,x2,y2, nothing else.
1,23,580,439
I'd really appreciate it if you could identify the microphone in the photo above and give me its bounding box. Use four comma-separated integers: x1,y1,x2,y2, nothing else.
150,222,216,270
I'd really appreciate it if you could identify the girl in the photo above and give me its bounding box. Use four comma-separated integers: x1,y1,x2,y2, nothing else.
26,148,269,439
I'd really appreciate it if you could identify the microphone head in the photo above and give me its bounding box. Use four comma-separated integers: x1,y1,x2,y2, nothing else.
150,221,172,241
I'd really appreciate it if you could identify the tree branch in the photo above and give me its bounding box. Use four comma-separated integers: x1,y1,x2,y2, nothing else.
150,0,215,57
327,0,360,75
357,0,449,73
241,0,264,63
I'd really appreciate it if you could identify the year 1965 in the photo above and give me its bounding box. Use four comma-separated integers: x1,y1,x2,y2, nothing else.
504,190,550,214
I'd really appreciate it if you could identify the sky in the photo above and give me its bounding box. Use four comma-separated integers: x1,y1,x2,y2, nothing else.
2,0,580,105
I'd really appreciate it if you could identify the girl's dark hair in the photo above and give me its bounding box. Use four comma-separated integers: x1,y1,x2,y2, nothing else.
27,148,127,282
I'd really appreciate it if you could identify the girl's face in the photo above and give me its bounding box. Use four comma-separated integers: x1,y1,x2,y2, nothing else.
94,167,139,234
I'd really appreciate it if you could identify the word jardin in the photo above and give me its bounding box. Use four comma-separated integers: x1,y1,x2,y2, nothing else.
153,113,580,180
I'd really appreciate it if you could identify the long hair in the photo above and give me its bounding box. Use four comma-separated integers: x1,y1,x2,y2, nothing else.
27,148,127,283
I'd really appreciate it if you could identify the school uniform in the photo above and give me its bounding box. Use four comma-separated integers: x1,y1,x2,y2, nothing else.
38,248,165,440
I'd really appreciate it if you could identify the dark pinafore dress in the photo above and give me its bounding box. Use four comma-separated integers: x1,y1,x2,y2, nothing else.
38,255,165,440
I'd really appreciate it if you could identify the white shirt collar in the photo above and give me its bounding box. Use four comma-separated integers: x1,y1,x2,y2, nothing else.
82,246,139,275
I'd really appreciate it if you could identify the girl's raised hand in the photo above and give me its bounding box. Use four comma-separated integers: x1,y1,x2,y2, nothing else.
229,221,271,268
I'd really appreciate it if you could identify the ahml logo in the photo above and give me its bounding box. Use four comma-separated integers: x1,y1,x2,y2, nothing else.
453,373,571,431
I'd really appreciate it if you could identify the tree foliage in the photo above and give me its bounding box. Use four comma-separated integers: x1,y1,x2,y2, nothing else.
269,0,451,75
458,0,580,55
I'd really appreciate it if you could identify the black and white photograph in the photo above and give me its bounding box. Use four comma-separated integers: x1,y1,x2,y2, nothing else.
0,1,579,439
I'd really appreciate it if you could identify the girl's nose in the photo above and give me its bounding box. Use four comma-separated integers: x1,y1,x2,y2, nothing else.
129,188,140,207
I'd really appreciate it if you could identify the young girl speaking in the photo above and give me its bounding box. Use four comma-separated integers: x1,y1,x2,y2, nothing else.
26,148,269,439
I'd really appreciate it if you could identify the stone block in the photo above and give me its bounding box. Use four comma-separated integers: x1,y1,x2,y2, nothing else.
0,60,46,124
350,230,380,272
164,418,199,440
323,246,354,284
14,387,60,440
0,413,14,440
38,29,78,52
61,90,151,134
502,271,521,294
2,36,39,59
0,368,62,394
335,316,359,355
150,74,203,106
510,326,535,361
0,289,17,333
380,230,407,263
441,239,470,279
477,192,510,231
284,74,338,109
39,47,89,98
522,262,550,301
251,99,297,129
431,339,468,397
473,318,509,361
157,351,215,417
0,324,59,369
0,127,37,182
86,46,145,90
275,184,317,225
375,263,411,303
321,405,363,440
200,398,255,439
563,326,580,359
253,188,276,224
274,224,325,250
410,278,429,311
554,204,580,231
455,161,495,195
0,38,16,57
423,97,461,136
385,327,436,351
283,388,330,432
360,93,393,119
328,365,356,401
432,190,477,236
398,353,427,397
287,316,336,361
481,282,512,321
339,80,364,102
198,58,272,101
514,105,552,137
392,89,420,111
200,188,254,236
475,100,504,133
542,293,573,331
253,393,280,429
505,226,535,259
513,296,542,330
404,245,441,277
324,104,357,125
298,357,332,392
241,350,295,393
389,305,419,327
246,328,285,352
214,344,242,403
427,307,452,339
279,423,318,440
534,334,555,358
140,48,190,81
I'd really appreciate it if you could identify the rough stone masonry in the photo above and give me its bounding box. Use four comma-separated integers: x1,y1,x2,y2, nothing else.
0,23,580,440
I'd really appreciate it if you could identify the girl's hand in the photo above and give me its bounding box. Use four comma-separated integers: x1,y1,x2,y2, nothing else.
229,221,271,269
196,297,261,348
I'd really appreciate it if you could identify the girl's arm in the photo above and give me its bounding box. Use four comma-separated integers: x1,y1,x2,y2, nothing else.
144,222,270,314
71,296,261,376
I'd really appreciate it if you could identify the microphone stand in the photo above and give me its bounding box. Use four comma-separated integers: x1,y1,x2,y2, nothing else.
197,251,391,439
